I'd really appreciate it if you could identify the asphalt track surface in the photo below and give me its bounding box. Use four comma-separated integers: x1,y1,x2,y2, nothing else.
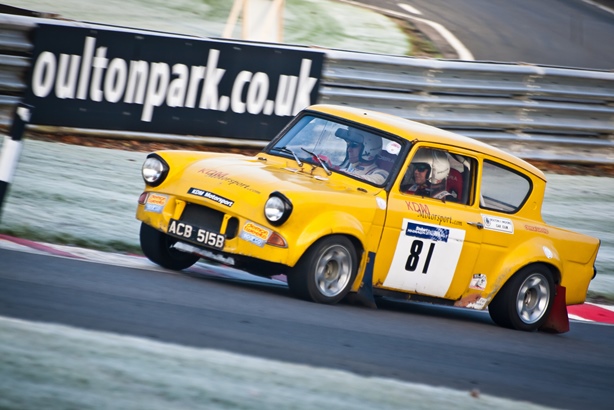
357,0,614,69
2,246,613,410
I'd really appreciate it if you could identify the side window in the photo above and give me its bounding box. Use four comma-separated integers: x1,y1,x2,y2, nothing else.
400,147,475,205
480,160,531,213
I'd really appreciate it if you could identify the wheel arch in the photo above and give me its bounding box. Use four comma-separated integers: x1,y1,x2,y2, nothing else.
486,238,564,300
295,232,365,269
513,261,560,285
288,210,369,267
487,260,560,303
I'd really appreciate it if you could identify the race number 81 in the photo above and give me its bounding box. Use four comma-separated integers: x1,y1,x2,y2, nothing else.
405,239,435,273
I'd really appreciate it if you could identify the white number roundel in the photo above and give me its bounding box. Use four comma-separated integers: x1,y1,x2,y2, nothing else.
383,218,465,297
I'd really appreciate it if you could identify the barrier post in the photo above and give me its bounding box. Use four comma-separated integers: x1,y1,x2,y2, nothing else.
0,102,33,223
223,0,285,42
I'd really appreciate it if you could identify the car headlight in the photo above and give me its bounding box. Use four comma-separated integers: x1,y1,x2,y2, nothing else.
264,192,293,226
142,154,169,187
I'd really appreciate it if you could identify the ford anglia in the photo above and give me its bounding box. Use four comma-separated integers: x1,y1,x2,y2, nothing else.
136,104,600,332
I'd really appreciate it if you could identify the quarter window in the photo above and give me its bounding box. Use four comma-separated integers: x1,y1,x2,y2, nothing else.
480,160,531,213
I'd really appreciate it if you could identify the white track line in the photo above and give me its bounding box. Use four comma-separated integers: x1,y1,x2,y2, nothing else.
582,0,614,15
411,15,474,60
398,3,422,15
338,0,474,60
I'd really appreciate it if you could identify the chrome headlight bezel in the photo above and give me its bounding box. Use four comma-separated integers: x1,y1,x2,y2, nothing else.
142,154,169,187
264,192,293,226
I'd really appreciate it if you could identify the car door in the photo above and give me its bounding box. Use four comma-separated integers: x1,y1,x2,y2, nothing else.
371,145,484,300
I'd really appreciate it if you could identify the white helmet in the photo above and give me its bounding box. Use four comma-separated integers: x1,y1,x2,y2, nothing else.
411,148,450,184
343,128,382,162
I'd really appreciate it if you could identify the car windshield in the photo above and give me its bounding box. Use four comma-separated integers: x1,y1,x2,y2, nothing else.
269,115,403,186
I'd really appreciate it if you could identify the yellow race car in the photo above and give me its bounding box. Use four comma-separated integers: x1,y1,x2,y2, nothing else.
136,104,600,332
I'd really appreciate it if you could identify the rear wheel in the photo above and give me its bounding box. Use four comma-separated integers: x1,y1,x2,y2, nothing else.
488,265,554,331
139,222,199,270
287,236,357,304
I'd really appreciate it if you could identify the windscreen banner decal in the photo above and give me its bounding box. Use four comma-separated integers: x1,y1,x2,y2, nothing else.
24,24,324,141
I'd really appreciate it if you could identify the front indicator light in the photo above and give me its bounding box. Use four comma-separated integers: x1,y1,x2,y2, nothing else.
138,192,148,205
266,232,288,248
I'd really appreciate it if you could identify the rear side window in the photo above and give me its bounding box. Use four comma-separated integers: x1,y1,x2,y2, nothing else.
480,160,531,213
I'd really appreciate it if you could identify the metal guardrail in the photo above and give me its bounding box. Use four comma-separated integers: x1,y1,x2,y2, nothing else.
1,13,613,163
318,50,614,163
0,14,33,126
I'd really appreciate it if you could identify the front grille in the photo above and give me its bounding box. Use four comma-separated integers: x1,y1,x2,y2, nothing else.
180,203,224,232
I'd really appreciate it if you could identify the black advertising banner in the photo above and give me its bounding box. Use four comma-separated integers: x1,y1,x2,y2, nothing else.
24,24,324,141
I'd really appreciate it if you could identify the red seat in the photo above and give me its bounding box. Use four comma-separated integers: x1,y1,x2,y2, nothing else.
376,152,396,172
446,168,463,203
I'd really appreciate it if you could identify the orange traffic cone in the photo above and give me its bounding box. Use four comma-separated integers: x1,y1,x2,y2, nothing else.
540,285,570,333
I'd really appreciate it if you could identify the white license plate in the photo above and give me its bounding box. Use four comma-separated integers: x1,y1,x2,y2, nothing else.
167,219,225,250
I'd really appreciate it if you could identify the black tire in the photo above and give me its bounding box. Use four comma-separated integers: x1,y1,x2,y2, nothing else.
139,222,199,270
287,236,357,304
488,264,555,331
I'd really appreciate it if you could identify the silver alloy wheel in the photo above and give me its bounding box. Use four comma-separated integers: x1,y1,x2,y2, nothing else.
314,244,352,298
516,272,551,324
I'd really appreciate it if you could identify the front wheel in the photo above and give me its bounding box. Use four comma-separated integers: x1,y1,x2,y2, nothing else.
139,222,199,270
287,236,358,304
488,265,555,331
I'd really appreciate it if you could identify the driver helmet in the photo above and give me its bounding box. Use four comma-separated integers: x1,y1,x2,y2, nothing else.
411,148,450,184
345,128,382,162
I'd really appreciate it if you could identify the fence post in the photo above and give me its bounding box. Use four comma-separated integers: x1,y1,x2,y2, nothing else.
0,102,32,223
223,0,285,42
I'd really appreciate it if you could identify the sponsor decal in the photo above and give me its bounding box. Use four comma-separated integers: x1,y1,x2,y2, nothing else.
525,224,549,234
243,221,271,240
404,201,463,226
167,219,225,249
24,25,323,140
481,214,514,234
188,187,234,207
239,221,271,247
239,232,266,247
405,222,449,242
144,193,167,213
469,273,487,290
197,167,260,194
466,297,488,310
385,141,401,155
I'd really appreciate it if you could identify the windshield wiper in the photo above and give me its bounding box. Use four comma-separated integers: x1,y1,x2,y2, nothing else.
301,148,332,175
274,146,302,167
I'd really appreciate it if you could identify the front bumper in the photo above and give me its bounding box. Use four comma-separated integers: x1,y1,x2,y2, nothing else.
136,192,293,266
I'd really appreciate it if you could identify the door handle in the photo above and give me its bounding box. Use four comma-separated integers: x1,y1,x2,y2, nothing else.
467,221,484,229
